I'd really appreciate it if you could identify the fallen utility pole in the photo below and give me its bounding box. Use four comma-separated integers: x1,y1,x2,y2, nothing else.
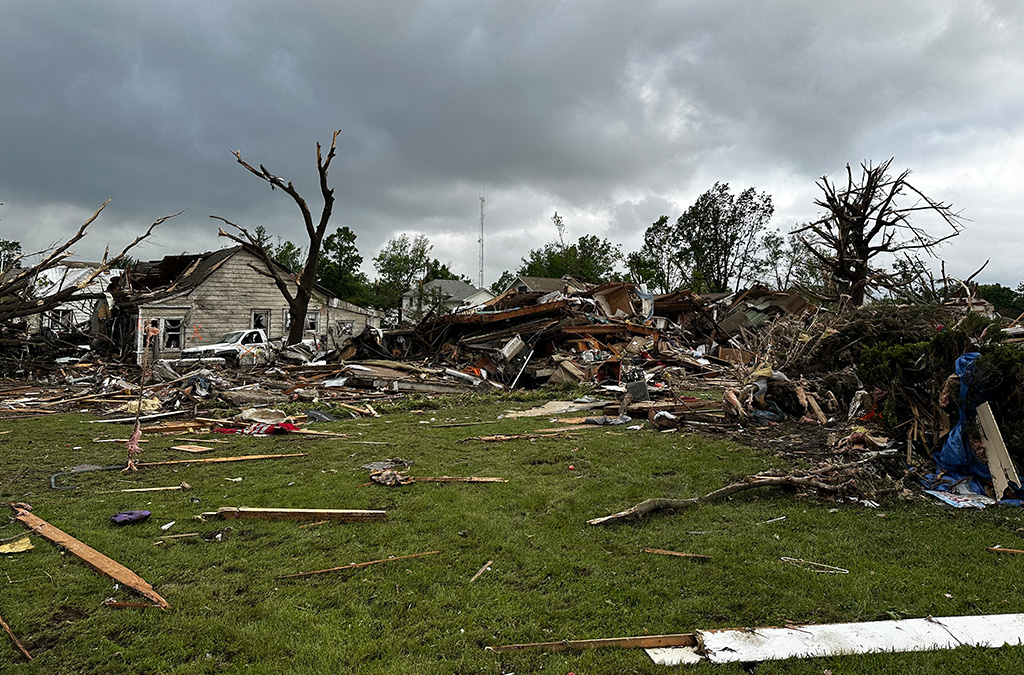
279,550,441,579
210,507,386,522
12,507,168,609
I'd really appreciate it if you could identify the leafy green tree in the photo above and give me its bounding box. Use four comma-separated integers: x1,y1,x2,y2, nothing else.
0,238,22,274
372,234,432,322
518,212,621,284
425,258,469,284
672,183,774,293
977,283,1024,318
489,270,516,295
625,215,689,294
318,226,371,305
271,240,304,273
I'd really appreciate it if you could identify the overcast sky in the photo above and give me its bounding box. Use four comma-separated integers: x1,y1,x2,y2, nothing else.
2,1,1022,289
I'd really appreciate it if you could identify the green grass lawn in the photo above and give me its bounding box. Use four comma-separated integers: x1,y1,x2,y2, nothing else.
1,400,1023,674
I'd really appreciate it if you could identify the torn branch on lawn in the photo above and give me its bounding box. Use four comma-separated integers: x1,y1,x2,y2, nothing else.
469,559,493,583
12,507,168,609
0,610,32,660
278,550,441,579
486,633,698,653
588,476,843,526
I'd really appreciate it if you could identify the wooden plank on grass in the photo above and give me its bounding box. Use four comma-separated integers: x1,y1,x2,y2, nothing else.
215,507,386,522
171,445,213,453
137,453,307,467
644,547,711,560
278,550,440,579
486,633,698,653
12,507,168,609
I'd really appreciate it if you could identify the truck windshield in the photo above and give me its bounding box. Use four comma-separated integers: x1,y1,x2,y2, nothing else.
216,331,246,344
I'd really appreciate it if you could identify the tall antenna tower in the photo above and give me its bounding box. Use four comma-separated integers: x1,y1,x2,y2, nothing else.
478,184,485,289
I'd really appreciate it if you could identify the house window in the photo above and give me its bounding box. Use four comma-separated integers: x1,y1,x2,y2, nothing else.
251,309,270,332
162,318,183,350
335,320,355,336
282,310,320,332
48,309,75,330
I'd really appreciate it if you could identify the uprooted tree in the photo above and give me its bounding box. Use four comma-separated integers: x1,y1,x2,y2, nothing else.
213,130,341,347
0,201,178,340
793,158,965,306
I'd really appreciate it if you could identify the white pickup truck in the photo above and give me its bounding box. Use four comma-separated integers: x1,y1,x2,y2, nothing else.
181,329,274,366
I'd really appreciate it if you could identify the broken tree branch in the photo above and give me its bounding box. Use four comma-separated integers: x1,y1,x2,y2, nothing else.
587,476,841,526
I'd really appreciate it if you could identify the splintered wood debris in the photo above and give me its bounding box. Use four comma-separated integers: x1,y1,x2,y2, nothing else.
12,506,169,609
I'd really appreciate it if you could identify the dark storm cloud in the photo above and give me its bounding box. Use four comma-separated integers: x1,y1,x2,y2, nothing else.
2,1,1022,284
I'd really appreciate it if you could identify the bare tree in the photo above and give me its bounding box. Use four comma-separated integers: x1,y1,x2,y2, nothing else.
793,159,965,306
0,201,177,336
212,131,340,347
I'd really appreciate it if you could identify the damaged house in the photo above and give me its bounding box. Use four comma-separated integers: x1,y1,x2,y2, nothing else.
401,279,494,323
26,261,119,338
99,245,378,364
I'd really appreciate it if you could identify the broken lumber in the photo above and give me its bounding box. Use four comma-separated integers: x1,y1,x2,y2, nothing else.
588,476,841,526
212,507,386,522
644,548,710,560
87,410,186,424
137,453,307,467
0,610,32,660
171,445,213,453
487,633,698,653
12,507,168,609
977,402,1021,501
278,549,441,579
411,476,507,483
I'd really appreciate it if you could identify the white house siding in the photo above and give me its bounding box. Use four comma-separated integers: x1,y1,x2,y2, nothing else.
134,248,375,361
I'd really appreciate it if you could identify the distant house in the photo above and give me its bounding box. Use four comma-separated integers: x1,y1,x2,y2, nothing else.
25,262,119,336
502,275,592,295
400,279,494,323
101,245,378,363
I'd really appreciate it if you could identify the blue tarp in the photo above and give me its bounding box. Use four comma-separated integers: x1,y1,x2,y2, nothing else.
923,352,1021,504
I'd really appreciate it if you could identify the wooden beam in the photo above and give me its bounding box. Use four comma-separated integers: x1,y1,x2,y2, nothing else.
644,547,711,560
137,453,307,467
411,476,507,483
214,507,386,522
13,508,168,609
987,547,1024,555
486,633,698,653
278,550,440,579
